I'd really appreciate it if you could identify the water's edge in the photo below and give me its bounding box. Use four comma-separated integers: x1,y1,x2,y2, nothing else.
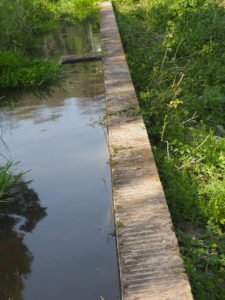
0,22,120,300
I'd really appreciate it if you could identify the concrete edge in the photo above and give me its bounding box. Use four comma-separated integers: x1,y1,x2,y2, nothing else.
100,2,194,300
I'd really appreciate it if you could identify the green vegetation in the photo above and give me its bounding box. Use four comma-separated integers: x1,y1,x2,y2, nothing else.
113,0,225,298
0,51,61,89
116,220,125,228
0,0,99,198
0,0,98,90
53,0,99,21
0,162,29,201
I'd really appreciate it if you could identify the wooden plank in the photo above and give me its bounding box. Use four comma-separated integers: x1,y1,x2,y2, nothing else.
60,53,102,64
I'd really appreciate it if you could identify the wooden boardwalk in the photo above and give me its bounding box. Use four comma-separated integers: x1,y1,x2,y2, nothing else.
100,2,194,299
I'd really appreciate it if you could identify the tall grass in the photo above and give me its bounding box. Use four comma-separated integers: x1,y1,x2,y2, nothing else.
0,162,29,201
0,50,62,89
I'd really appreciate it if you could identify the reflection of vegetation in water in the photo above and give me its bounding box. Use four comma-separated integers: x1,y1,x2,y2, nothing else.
0,79,64,109
0,61,104,126
0,136,46,299
64,62,104,98
0,221,32,300
40,23,100,59
0,183,47,299
0,0,98,90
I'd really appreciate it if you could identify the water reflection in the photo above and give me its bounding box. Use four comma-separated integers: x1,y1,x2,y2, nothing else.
0,183,47,300
39,23,101,58
0,21,119,299
0,61,119,300
0,62,104,134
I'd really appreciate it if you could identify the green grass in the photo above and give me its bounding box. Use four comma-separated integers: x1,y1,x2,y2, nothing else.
0,50,62,89
0,0,98,89
52,0,99,22
113,0,225,298
0,0,98,50
116,221,125,228
0,162,29,201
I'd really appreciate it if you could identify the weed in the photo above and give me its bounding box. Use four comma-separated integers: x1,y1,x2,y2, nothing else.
114,0,225,297
106,104,140,118
0,162,30,201
116,220,125,228
101,47,107,56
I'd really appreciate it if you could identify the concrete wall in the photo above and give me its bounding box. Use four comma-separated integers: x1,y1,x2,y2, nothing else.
100,2,194,300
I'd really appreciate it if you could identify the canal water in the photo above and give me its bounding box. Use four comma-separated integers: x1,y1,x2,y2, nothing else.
0,23,120,300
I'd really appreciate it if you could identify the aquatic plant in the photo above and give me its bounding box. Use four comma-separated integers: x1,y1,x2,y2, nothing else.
0,162,29,201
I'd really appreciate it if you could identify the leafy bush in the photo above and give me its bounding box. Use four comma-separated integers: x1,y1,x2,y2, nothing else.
114,0,225,297
178,229,225,300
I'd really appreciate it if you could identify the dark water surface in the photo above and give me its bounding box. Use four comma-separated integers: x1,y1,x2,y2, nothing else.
0,24,119,300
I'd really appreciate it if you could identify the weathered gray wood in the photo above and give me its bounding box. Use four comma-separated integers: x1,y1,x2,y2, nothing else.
100,2,194,300
60,53,102,64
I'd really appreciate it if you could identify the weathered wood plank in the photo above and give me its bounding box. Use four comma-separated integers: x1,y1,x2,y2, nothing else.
60,53,102,64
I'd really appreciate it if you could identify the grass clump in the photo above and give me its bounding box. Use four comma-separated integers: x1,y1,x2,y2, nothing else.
0,51,62,89
114,0,225,298
0,162,29,201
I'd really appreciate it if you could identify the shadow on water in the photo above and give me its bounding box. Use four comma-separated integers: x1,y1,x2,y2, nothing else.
0,183,47,300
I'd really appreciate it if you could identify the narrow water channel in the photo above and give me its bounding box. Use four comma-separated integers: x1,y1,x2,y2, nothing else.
0,23,120,300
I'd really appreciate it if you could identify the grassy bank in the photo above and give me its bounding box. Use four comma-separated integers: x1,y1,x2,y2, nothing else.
113,0,225,298
0,0,98,90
